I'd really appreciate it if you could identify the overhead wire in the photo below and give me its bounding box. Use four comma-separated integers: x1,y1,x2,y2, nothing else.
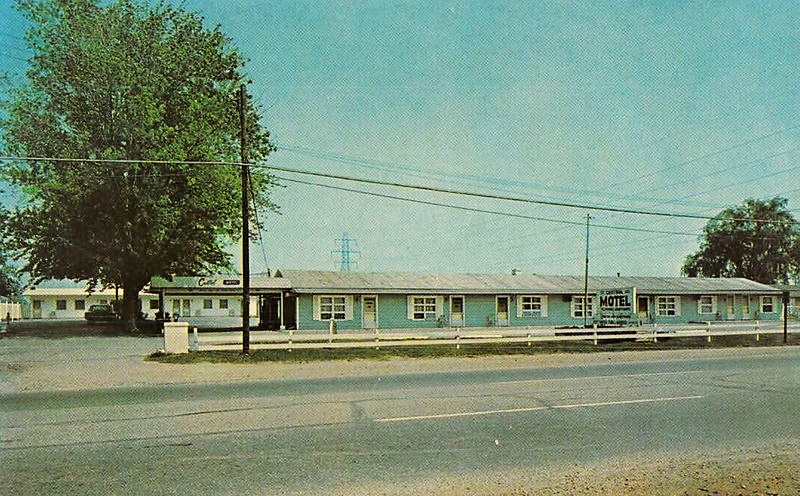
0,154,795,225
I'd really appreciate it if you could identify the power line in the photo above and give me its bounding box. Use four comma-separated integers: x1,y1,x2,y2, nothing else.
275,175,703,237
276,143,724,210
247,173,270,274
0,154,794,224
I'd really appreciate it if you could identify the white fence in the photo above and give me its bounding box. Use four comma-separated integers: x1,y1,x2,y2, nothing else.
161,321,800,354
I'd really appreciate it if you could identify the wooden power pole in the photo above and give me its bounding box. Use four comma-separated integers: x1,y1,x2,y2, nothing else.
240,84,250,354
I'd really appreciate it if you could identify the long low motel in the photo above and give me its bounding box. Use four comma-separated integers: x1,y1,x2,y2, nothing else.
21,285,258,320
148,270,786,330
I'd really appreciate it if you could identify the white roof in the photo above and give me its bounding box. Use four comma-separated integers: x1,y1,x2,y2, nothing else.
23,287,119,297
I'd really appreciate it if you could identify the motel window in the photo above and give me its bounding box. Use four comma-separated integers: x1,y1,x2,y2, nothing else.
656,296,680,317
761,296,775,314
698,295,716,315
411,296,438,320
203,299,213,310
149,300,159,310
219,299,228,309
520,296,543,317
56,300,67,310
315,295,351,321
74,299,85,310
571,296,594,319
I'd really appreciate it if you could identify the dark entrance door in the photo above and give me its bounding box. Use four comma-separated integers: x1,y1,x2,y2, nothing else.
282,295,297,330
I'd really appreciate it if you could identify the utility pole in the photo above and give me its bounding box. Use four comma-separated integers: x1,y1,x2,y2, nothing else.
583,214,591,328
332,233,360,272
239,84,250,354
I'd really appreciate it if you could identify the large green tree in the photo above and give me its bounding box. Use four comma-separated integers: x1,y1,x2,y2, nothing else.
1,0,276,329
0,210,21,299
682,197,800,284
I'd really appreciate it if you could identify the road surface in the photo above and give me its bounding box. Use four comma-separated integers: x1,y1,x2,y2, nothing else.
2,347,799,495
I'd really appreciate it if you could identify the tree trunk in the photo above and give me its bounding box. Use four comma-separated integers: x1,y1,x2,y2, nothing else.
120,283,143,333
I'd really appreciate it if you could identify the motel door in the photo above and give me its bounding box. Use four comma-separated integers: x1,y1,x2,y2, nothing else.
32,300,42,319
637,297,649,322
362,296,377,329
496,296,510,327
450,296,465,327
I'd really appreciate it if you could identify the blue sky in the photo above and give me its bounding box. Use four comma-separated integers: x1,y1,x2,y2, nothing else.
2,1,799,277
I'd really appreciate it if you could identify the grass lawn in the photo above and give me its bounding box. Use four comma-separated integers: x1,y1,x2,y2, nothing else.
147,333,793,364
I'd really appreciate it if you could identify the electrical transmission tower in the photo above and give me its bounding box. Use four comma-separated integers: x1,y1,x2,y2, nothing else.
331,232,360,272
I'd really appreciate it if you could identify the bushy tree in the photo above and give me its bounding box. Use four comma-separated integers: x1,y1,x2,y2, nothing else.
1,0,277,329
682,197,800,284
0,211,21,298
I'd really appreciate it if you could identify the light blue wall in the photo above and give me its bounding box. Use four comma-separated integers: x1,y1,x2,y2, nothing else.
294,292,782,331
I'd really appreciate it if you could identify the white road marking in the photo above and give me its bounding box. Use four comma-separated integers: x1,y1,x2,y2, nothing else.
493,370,705,385
375,395,704,422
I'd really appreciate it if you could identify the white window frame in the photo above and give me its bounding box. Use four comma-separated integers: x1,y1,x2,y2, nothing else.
519,295,543,317
760,296,775,314
571,296,594,319
319,295,348,321
411,296,438,320
656,296,679,317
74,299,85,310
698,295,716,315
56,299,67,310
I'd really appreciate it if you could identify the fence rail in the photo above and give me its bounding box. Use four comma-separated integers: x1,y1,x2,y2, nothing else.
160,321,800,353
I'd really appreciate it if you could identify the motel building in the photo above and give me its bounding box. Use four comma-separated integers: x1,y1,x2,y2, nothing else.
22,282,258,320
148,270,785,331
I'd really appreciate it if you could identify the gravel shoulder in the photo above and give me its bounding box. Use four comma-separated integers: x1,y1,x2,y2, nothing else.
334,442,800,496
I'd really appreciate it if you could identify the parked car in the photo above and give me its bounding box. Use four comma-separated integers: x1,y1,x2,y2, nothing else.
84,304,118,323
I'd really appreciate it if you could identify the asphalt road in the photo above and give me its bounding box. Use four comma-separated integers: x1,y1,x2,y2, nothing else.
2,349,799,495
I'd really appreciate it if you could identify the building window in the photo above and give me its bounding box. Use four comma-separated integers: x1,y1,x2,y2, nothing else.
411,296,438,320
520,296,542,317
149,300,159,310
656,296,679,316
203,299,213,310
56,300,67,310
571,296,594,319
319,296,347,320
698,295,716,315
742,297,750,315
74,300,85,310
99,299,108,305
219,299,228,309
761,296,775,313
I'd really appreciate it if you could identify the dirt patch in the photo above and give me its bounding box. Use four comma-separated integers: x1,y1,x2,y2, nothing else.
333,443,800,496
529,446,800,496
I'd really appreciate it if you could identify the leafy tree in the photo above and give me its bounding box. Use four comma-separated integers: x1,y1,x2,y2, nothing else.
1,0,277,330
682,198,800,284
0,211,21,299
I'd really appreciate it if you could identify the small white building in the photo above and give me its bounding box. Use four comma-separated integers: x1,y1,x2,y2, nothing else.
22,284,258,319
22,287,120,319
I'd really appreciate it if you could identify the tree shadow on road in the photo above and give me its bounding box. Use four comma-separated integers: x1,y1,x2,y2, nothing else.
3,320,162,339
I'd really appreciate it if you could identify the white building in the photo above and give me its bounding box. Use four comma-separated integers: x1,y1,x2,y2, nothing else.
22,287,120,319
22,284,258,320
